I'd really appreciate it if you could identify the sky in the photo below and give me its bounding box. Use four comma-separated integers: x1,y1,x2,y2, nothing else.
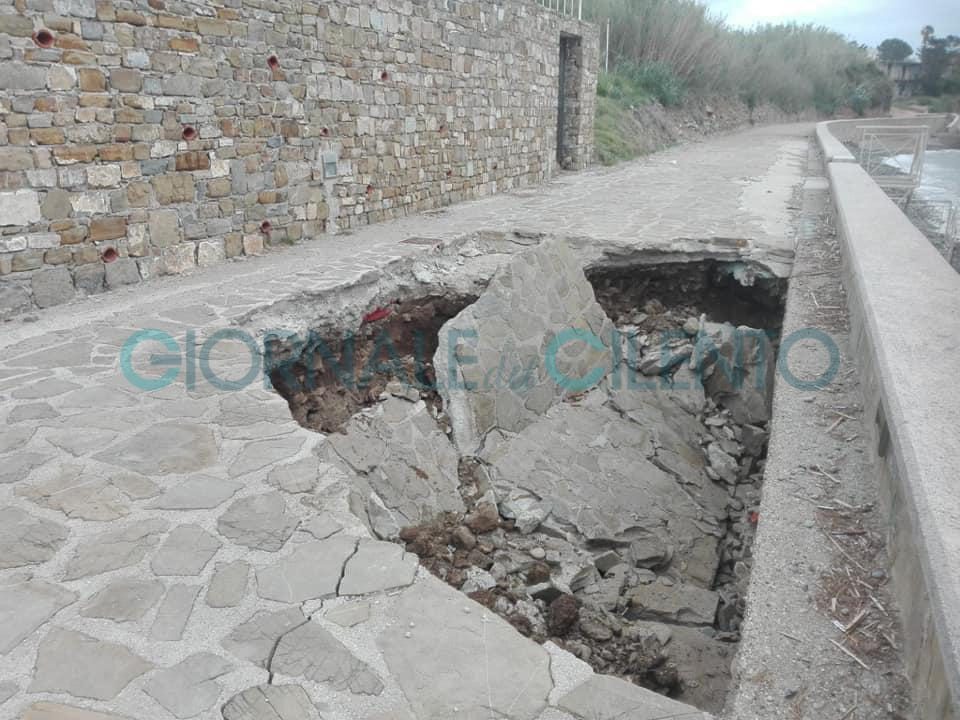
704,0,958,52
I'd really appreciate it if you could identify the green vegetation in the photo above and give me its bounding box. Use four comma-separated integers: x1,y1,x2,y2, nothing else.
587,0,894,164
919,28,960,96
594,94,648,165
878,38,913,63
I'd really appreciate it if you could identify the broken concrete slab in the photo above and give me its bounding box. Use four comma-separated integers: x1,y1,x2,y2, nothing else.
222,684,320,720
300,513,343,540
483,397,724,579
0,581,77,654
435,238,616,455
378,578,553,720
558,673,714,719
339,540,418,596
696,323,775,424
627,581,720,626
255,536,357,603
221,607,307,668
325,397,464,526
29,629,152,700
326,601,371,628
271,621,384,695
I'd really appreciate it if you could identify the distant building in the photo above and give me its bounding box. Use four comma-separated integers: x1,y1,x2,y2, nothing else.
881,60,923,98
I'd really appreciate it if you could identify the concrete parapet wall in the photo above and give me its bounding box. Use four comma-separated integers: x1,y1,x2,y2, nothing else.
818,118,960,719
0,0,599,316
816,114,958,163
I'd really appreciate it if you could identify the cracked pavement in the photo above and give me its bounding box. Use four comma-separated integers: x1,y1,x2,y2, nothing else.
0,123,811,719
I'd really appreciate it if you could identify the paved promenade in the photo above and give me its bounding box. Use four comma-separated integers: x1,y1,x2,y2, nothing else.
0,123,812,720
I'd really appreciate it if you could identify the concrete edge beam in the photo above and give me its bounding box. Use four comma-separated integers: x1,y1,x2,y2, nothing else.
817,118,960,719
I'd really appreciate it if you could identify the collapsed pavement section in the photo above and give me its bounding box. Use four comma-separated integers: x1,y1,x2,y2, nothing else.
274,237,786,714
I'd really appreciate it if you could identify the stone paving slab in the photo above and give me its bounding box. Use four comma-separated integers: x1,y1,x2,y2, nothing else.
0,124,811,719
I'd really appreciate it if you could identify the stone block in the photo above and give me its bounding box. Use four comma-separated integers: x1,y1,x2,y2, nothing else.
162,74,202,96
224,234,242,258
30,128,66,145
58,224,88,245
161,244,195,274
0,63,47,91
0,190,43,226
169,37,200,53
78,68,106,91
152,174,195,204
242,235,263,256
44,247,73,265
54,146,99,165
175,151,210,172
41,189,73,220
73,245,100,264
105,257,141,289
74,262,105,294
47,65,76,91
89,217,127,242
87,164,122,188
31,267,75,308
435,238,615,454
206,177,231,198
197,239,225,267
0,15,35,37
0,236,28,253
26,233,61,249
148,210,181,247
115,9,147,26
0,148,35,172
127,224,148,256
126,182,151,207
70,192,109,214
0,283,31,319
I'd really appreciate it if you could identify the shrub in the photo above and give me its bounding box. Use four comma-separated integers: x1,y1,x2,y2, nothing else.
619,61,687,106
586,1,891,115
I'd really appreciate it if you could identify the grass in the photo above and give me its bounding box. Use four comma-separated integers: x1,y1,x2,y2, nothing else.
594,95,647,166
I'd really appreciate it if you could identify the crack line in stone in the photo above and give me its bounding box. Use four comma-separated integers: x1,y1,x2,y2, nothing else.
335,537,361,596
265,617,310,686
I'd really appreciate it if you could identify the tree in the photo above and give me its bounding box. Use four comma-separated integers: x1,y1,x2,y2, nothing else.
920,31,960,94
877,38,913,63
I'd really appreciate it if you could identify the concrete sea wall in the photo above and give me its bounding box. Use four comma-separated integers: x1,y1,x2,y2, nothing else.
818,114,960,719
0,0,599,316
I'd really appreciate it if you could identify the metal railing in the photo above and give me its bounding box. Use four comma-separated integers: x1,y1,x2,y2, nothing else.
536,0,584,20
857,126,929,202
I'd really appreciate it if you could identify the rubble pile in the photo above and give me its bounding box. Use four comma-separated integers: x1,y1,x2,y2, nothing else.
293,240,783,713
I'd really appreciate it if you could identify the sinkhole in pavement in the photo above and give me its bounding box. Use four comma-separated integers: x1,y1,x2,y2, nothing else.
269,245,788,714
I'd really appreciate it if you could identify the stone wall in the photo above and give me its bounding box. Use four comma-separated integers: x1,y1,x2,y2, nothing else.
0,0,599,316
